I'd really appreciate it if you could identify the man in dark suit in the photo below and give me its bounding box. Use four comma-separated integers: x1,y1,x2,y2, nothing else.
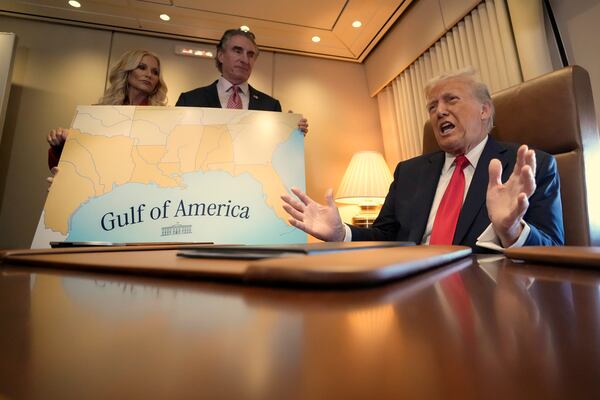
176,29,307,131
176,79,281,111
281,70,564,251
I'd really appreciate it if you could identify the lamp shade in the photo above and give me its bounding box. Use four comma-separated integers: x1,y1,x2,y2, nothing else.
335,151,393,205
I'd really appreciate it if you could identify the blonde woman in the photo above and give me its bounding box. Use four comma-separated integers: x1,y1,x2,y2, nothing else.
47,49,167,174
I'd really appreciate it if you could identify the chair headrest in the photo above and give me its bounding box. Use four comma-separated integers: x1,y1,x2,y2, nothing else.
422,65,599,156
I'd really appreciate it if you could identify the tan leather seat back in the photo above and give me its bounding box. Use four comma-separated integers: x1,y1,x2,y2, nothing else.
423,66,600,246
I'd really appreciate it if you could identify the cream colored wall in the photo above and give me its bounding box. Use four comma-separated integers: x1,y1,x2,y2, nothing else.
0,16,382,248
0,16,111,249
0,32,16,145
272,55,382,176
272,52,383,227
549,0,600,127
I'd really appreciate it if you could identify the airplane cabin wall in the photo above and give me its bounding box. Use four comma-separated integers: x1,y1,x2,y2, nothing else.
0,16,110,249
548,0,600,129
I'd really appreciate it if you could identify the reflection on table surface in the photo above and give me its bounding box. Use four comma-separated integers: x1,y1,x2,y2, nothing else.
1,255,599,399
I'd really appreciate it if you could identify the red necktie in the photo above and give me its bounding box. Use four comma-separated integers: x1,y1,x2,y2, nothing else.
440,273,475,341
227,85,242,109
430,154,469,245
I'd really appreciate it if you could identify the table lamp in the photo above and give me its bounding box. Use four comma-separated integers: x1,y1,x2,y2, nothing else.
335,151,393,227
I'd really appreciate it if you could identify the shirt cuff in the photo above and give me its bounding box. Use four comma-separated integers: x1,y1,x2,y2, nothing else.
343,224,352,242
475,220,530,252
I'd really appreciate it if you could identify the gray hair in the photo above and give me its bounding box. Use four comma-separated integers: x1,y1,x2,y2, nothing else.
215,29,259,72
424,68,495,133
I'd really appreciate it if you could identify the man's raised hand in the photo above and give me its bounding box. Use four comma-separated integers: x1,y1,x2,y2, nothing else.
281,187,345,241
486,144,536,247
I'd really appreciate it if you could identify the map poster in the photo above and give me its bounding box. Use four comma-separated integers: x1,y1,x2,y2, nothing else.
31,106,307,248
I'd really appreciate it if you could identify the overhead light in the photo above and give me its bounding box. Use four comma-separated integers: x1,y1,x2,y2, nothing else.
68,0,81,7
312,36,321,43
175,45,214,58
160,14,170,21
240,25,250,32
352,20,362,28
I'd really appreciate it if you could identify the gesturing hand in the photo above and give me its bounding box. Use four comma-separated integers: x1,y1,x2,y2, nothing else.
281,187,345,242
486,145,536,247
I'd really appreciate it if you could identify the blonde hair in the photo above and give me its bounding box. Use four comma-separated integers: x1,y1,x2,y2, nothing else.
98,50,168,106
424,67,495,133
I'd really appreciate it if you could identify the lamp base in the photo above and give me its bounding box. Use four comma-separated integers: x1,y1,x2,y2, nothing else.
351,205,380,228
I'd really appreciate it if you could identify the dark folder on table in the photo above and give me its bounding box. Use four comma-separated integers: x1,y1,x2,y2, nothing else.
177,241,414,260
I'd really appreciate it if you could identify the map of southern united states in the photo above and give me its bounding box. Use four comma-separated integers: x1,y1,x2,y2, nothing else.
44,106,301,235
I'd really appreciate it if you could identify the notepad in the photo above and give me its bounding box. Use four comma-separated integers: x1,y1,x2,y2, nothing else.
505,246,600,267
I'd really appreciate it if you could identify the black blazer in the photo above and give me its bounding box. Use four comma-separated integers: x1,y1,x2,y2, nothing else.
350,137,564,252
175,80,282,111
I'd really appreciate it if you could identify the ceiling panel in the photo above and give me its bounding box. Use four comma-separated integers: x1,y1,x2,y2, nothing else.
0,0,141,28
334,0,413,58
0,0,413,62
138,0,171,4
171,0,346,30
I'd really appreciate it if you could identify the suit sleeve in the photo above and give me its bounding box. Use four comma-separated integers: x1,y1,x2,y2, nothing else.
175,93,187,106
523,153,565,246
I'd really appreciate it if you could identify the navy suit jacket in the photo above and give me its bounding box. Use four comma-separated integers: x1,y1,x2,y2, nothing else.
175,80,282,111
350,137,564,252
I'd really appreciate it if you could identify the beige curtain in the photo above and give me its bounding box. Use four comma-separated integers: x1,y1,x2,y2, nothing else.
377,0,523,166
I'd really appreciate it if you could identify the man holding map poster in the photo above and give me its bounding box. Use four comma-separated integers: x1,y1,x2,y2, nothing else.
176,28,308,134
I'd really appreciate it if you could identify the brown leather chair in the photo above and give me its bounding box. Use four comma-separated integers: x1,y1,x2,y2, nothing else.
423,66,600,246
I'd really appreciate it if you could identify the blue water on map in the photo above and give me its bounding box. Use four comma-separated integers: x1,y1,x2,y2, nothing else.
67,170,307,244
272,129,305,193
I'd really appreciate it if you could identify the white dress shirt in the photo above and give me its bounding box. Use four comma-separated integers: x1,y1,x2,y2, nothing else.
216,76,250,110
421,136,489,244
343,136,530,251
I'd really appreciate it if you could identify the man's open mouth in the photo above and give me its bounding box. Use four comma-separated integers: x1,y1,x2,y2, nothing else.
440,121,455,134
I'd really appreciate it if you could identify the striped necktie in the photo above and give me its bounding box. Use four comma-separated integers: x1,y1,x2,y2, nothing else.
227,85,242,109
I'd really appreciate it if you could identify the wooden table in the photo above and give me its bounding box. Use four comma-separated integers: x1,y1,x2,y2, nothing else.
1,254,599,399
